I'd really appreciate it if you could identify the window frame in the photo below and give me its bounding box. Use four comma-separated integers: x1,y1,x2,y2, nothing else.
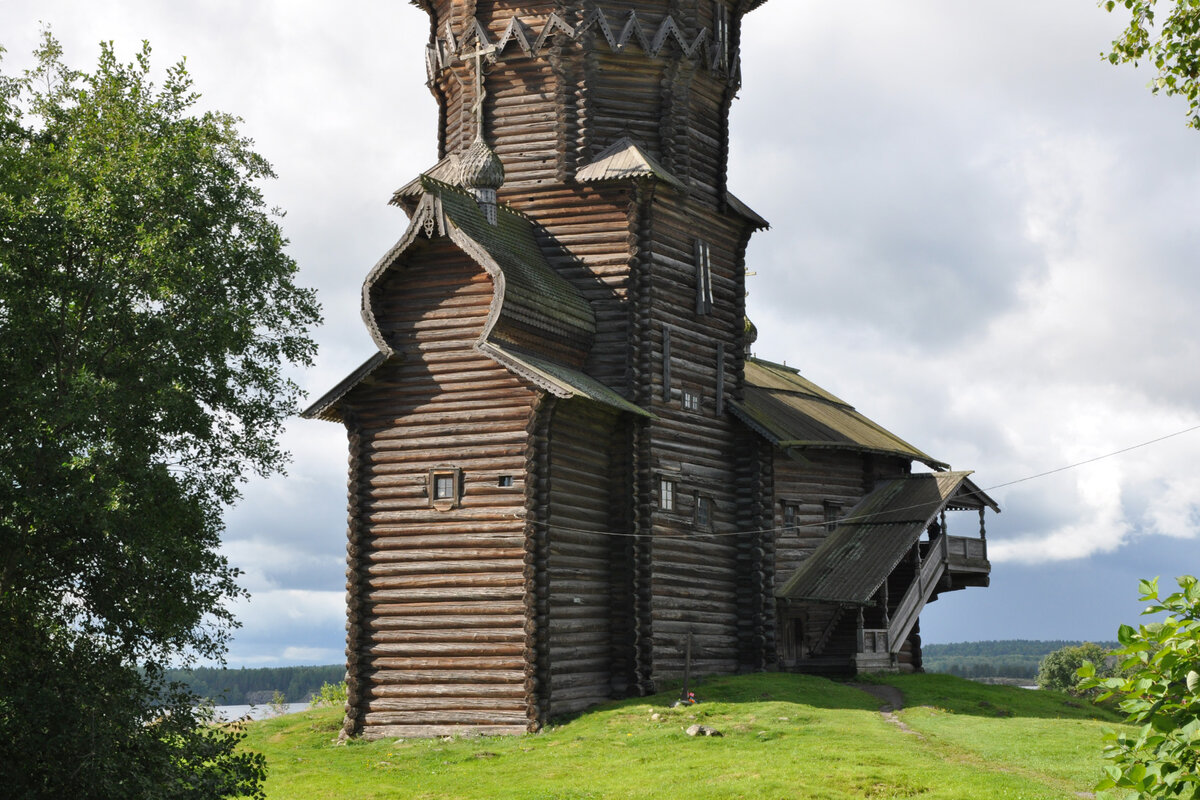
695,239,714,315
782,501,799,531
659,477,677,512
824,501,842,533
694,493,713,531
428,466,463,511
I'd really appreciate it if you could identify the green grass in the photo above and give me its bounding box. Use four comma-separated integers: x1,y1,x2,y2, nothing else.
243,673,1127,800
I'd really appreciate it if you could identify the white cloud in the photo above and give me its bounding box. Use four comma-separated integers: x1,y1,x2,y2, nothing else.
282,646,344,664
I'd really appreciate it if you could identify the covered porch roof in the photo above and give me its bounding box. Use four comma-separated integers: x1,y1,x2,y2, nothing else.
776,471,999,606
731,359,949,470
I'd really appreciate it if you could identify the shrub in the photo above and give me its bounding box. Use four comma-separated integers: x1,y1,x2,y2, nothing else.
309,681,349,710
1078,576,1200,799
1037,642,1116,694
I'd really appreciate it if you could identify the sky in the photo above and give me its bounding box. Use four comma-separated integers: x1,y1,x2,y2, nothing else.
3,1,1198,666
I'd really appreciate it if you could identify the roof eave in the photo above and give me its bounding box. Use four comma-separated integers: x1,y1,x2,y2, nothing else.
776,441,950,472
300,350,391,423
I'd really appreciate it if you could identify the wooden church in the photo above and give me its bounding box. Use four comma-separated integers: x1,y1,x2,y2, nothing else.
305,0,997,740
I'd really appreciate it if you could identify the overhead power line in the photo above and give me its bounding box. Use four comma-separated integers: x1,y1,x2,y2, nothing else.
514,422,1200,540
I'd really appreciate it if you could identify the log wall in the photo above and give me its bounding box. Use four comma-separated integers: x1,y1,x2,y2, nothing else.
544,400,633,716
771,452,910,582
632,193,755,681
344,238,540,738
424,2,743,203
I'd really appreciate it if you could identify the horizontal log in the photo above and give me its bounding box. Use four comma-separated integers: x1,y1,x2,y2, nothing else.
365,697,528,713
363,574,524,591
362,642,525,658
365,669,527,685
359,724,528,739
368,586,525,603
369,601,526,616
366,629,524,645
365,559,526,576
363,709,530,726
365,614,527,630
366,656,527,670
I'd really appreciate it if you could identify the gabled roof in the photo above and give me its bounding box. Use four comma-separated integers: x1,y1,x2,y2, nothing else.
577,137,769,229
776,471,999,605
307,175,649,424
576,137,685,189
731,358,949,470
364,177,595,353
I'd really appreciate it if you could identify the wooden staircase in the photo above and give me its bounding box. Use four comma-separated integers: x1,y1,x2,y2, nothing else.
887,534,948,654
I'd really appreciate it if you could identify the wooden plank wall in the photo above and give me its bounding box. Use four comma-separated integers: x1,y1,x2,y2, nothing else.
346,238,539,738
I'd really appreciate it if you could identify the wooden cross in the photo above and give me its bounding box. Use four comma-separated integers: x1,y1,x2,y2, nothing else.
459,42,496,139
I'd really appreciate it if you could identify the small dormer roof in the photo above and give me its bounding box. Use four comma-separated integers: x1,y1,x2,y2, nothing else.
576,137,685,189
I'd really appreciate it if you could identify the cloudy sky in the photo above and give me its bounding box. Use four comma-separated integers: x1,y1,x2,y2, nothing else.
4,1,1198,666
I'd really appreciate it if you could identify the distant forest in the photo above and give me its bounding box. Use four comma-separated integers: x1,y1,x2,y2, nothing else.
922,640,1118,680
165,665,344,705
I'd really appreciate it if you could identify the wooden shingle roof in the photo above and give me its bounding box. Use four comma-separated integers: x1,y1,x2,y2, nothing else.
776,471,998,604
732,358,948,470
306,174,649,423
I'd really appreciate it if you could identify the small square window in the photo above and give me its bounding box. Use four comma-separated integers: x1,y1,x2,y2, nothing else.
695,494,712,531
660,478,676,512
428,467,462,510
498,475,514,488
824,501,842,533
782,502,799,530
682,389,701,412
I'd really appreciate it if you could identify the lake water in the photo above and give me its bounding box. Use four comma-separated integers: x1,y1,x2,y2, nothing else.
213,702,309,721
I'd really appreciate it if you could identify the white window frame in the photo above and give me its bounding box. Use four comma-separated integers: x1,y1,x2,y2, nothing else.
660,478,677,512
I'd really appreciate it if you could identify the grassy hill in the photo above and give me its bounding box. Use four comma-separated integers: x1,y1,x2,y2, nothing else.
242,673,1125,799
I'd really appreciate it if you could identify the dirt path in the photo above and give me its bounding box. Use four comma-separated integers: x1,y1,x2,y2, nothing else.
849,683,922,738
849,683,1095,798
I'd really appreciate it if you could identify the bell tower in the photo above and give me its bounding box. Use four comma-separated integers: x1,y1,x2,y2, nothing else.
417,1,765,203
406,0,777,691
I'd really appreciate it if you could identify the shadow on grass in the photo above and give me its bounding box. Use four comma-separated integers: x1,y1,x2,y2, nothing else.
859,672,1123,722
547,671,1121,728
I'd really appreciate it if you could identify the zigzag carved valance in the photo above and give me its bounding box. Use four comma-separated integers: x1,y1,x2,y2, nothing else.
426,9,739,85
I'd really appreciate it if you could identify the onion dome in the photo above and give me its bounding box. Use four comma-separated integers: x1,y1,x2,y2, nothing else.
459,136,505,190
458,136,505,225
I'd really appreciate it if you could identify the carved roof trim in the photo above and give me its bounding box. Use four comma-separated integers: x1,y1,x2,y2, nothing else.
425,8,735,81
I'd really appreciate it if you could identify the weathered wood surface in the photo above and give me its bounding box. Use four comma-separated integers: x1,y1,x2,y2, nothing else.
545,400,626,716
344,238,539,737
325,0,968,738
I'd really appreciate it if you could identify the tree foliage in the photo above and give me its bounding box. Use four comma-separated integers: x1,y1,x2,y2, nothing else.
1078,576,1200,799
1037,642,1119,694
0,33,320,798
1101,0,1200,128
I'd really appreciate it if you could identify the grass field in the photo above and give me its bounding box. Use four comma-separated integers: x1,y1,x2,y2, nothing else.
242,673,1126,800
